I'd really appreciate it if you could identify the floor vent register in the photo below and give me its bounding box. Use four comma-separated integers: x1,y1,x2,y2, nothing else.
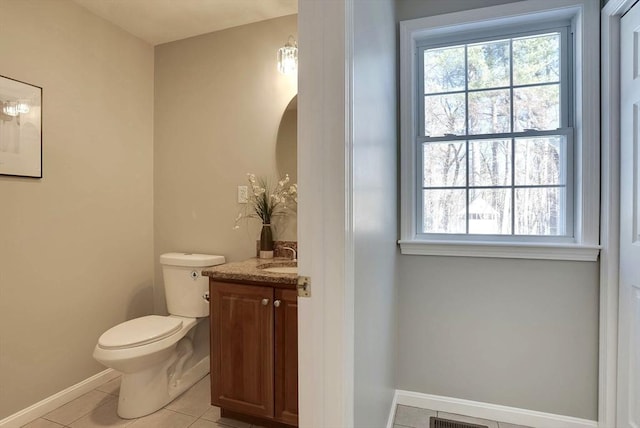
430,416,489,428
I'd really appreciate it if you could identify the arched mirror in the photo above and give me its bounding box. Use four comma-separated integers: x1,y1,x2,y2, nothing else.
276,95,297,183
273,95,297,241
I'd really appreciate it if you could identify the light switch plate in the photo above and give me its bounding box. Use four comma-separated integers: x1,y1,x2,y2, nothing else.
237,185,248,203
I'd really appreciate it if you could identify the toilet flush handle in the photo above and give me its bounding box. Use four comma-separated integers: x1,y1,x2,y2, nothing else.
203,292,210,302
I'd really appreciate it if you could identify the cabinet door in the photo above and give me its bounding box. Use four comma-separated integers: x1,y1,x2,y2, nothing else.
274,288,298,425
211,282,274,418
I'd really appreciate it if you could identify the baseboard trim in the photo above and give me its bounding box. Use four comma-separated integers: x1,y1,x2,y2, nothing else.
0,369,119,428
385,387,400,428
388,390,598,428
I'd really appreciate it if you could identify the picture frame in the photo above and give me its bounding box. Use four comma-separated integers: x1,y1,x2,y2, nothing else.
0,74,42,178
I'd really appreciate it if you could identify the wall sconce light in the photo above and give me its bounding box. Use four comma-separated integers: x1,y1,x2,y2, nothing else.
278,35,298,75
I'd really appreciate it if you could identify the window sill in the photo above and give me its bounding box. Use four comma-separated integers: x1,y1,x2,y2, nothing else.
398,240,600,261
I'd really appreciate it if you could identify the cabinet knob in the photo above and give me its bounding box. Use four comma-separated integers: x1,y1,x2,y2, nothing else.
274,300,281,307
261,298,269,306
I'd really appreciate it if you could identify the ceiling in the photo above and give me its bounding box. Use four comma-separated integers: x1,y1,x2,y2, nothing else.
72,0,298,45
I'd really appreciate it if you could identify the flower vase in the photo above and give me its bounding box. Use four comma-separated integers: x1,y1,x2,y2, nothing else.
259,223,274,259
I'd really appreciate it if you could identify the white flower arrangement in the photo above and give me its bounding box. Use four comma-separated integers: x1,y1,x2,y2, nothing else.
234,173,297,229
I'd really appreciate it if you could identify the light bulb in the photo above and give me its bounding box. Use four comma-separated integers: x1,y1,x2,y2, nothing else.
2,102,19,117
17,101,30,114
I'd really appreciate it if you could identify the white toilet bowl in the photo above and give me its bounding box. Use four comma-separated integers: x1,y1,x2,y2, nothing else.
93,253,225,419
93,315,207,418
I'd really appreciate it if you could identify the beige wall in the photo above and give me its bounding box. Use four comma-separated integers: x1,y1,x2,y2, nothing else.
394,0,598,420
154,15,297,313
0,0,154,419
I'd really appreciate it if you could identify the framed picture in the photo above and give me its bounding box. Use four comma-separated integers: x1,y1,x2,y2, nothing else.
0,75,42,178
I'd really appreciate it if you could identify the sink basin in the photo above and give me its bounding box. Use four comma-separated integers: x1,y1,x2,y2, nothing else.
262,266,298,274
258,261,298,275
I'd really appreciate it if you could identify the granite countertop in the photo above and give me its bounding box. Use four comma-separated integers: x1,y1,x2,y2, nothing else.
203,257,297,287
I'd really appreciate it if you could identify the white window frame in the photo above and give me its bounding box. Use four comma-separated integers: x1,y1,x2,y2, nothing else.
398,0,601,261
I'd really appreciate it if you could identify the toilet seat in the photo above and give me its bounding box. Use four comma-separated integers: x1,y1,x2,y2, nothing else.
98,315,183,350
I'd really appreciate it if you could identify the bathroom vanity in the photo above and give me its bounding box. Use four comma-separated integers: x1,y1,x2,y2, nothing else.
203,259,298,427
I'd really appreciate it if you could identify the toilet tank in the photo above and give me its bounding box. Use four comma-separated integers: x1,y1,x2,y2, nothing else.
160,253,225,317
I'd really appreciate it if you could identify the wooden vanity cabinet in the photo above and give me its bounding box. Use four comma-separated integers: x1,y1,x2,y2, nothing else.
210,280,298,427
274,288,298,425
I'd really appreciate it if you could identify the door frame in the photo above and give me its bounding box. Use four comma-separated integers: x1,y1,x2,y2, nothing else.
600,1,636,427
297,0,355,426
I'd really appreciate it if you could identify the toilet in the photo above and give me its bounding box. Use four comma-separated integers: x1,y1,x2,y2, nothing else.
93,252,225,419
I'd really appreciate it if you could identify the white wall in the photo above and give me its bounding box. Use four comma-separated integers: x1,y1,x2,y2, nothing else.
398,256,599,419
0,0,154,419
353,0,398,427
396,0,525,21
395,0,599,420
153,15,297,313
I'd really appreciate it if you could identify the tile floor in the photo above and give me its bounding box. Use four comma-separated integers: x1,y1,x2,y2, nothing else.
393,405,531,428
19,377,534,428
22,376,258,428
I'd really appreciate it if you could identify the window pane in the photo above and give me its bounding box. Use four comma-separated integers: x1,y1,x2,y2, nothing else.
513,84,560,131
515,187,565,235
513,33,560,85
416,28,571,240
469,189,512,234
468,89,510,134
425,93,465,136
424,46,465,93
469,139,511,187
514,136,564,185
423,189,466,233
423,142,466,187
468,39,510,90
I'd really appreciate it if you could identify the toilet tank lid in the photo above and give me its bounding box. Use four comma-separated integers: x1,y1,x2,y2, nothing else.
160,253,225,267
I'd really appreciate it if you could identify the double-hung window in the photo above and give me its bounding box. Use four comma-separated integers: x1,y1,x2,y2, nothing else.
420,26,571,238
399,0,600,261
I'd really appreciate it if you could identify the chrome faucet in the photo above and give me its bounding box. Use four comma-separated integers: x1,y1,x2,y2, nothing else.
281,246,297,261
